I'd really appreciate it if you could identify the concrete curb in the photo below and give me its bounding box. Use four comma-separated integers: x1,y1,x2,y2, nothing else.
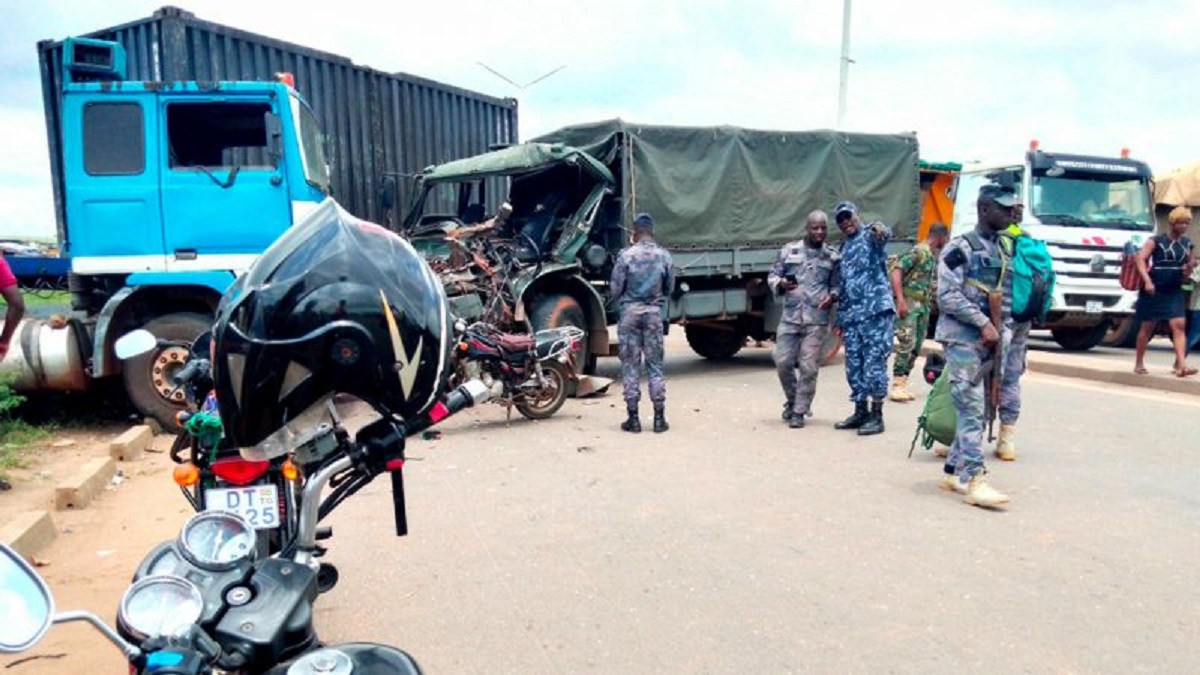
921,343,1200,396
55,457,117,510
0,510,56,559
110,424,153,462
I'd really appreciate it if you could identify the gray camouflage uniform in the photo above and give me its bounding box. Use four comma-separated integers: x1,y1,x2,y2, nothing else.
611,239,676,407
935,225,1012,484
768,240,840,418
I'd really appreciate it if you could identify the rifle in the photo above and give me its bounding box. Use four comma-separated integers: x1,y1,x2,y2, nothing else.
985,290,1003,442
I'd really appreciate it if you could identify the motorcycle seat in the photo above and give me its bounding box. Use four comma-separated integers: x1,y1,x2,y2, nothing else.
497,333,535,353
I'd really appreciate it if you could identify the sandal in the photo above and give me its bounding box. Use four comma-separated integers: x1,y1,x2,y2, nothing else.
1133,366,1149,375
1174,366,1198,378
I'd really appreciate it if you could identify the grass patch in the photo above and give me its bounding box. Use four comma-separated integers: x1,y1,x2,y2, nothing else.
20,289,71,307
0,419,51,481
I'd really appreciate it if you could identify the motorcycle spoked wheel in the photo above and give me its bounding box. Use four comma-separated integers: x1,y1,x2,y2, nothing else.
513,360,571,420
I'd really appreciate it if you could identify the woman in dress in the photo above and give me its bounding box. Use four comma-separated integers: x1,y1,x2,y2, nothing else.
1133,205,1198,376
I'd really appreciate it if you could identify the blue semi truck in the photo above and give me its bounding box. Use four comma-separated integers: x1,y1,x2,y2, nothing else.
1,37,331,427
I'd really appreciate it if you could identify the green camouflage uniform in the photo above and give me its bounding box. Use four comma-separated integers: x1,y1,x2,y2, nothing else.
891,242,937,377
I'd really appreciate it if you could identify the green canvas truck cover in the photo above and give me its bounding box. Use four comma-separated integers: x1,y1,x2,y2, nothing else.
533,119,921,248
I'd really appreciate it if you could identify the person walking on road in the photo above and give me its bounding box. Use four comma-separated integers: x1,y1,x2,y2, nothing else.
611,213,676,433
1133,205,1197,377
0,255,26,363
996,201,1029,461
935,184,1015,508
832,201,894,436
768,210,840,428
889,223,949,402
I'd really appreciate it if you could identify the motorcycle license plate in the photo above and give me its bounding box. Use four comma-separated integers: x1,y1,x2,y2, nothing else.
205,484,280,529
1085,300,1103,314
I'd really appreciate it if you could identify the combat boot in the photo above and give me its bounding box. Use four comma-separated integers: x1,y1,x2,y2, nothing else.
889,375,915,402
653,405,669,433
621,407,641,433
834,401,869,430
934,445,949,458
995,423,1017,461
963,474,1010,508
782,399,794,421
857,400,885,436
939,473,967,494
788,413,806,429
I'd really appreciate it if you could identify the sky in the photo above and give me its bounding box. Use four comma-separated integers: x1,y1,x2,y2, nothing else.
3,0,1200,240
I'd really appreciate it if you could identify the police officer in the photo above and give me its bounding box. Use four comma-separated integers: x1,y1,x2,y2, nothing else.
996,201,1028,461
936,184,1015,508
768,210,840,428
832,201,894,436
611,212,676,433
889,223,949,402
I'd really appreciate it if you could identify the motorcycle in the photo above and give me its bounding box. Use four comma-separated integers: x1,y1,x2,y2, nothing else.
450,319,583,422
114,330,302,562
0,379,492,674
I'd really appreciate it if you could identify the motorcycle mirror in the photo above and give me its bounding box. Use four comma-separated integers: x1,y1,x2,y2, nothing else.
0,543,55,653
113,330,158,360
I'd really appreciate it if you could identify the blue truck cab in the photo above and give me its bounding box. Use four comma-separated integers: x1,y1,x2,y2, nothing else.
4,37,330,427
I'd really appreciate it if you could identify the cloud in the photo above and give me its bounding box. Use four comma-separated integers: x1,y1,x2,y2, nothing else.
4,0,1200,239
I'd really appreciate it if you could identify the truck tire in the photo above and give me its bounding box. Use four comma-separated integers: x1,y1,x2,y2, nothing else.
1051,323,1109,351
123,312,211,431
684,324,745,360
530,294,592,375
1101,317,1139,348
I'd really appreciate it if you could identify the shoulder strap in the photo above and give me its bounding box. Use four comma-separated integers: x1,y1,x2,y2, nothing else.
963,231,985,252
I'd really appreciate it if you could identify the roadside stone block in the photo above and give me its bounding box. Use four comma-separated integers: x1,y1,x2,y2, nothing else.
0,510,57,558
55,457,116,510
110,424,153,462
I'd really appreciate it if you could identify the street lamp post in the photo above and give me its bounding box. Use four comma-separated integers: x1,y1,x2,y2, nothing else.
837,0,853,129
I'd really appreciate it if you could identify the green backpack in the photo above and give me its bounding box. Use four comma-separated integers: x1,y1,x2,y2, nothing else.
908,367,956,456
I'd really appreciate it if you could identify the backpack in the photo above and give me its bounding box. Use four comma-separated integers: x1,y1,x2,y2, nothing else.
1004,230,1055,323
908,365,956,456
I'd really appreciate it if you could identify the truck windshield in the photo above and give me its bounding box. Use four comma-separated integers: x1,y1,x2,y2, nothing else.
1031,174,1152,230
292,96,330,194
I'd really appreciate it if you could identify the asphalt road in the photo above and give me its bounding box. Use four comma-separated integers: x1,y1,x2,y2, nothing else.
311,337,1200,674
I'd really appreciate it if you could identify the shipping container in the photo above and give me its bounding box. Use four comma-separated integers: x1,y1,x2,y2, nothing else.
37,5,519,244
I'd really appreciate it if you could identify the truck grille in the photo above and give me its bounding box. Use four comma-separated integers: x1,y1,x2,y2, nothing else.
1063,294,1121,308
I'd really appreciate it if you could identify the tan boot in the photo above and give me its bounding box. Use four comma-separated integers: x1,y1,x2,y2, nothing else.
889,375,915,402
940,474,966,494
934,445,949,458
963,475,1010,508
995,424,1017,461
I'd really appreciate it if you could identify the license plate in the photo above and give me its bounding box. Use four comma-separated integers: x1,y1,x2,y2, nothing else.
1085,300,1103,314
205,484,280,530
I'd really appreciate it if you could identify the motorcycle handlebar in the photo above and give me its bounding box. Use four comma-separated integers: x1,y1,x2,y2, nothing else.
172,358,211,387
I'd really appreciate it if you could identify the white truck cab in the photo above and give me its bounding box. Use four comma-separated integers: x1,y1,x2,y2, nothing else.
951,143,1154,351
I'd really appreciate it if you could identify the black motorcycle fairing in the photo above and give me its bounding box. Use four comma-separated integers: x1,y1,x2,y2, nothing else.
212,558,319,670
265,642,423,675
127,541,254,632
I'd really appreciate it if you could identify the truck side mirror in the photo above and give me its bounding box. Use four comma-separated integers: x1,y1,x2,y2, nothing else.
264,112,283,163
380,176,396,212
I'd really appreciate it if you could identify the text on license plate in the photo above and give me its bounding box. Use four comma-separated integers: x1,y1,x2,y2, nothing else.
205,484,280,529
1085,300,1103,314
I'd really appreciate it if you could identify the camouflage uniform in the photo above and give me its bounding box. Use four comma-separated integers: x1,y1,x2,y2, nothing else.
891,242,937,378
611,239,676,407
838,221,895,402
768,240,841,418
935,226,1012,483
999,320,1030,425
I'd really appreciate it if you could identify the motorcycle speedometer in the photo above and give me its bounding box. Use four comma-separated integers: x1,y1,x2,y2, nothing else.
118,575,204,641
178,511,257,571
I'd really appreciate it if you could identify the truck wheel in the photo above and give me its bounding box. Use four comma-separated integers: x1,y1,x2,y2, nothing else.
1051,323,1109,351
123,312,211,431
1101,317,1138,348
530,294,592,375
684,324,744,360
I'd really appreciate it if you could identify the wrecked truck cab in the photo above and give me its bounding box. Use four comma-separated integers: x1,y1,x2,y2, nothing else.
403,142,616,266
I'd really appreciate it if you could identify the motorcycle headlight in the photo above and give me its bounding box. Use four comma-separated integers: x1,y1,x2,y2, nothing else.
118,575,204,641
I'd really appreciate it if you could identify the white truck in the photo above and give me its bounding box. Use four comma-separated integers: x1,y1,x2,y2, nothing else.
950,143,1154,350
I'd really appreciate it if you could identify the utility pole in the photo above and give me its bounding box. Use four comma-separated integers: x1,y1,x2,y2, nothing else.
837,0,853,128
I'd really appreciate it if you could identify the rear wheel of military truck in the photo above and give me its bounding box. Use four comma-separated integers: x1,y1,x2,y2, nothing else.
123,312,211,432
685,324,745,360
1051,323,1110,351
531,294,594,374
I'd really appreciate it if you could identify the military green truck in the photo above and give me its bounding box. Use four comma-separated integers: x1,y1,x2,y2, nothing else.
401,120,921,372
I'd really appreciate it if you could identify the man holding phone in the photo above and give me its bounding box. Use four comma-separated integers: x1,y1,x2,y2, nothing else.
768,210,840,428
